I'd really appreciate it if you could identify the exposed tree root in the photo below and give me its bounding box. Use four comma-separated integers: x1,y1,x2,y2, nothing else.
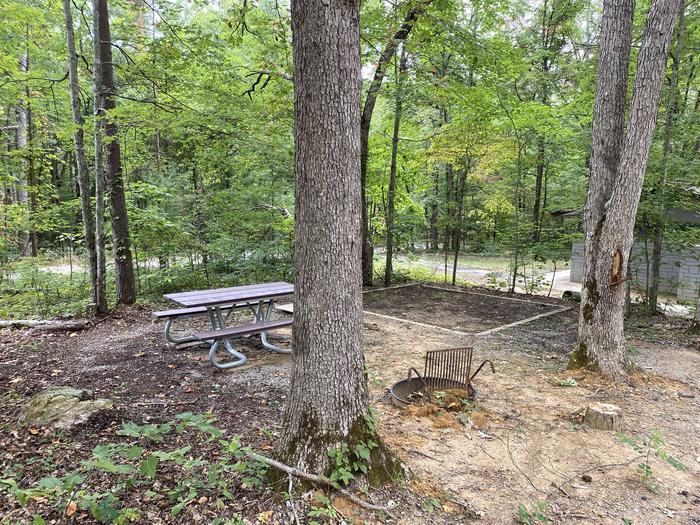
247,452,398,517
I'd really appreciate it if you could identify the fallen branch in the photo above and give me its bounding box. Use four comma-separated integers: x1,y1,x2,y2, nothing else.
247,452,397,516
0,319,89,332
550,455,643,496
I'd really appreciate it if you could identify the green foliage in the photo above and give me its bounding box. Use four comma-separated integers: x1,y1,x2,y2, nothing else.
516,501,550,524
326,438,379,486
422,497,442,513
0,0,697,320
0,259,93,319
616,429,687,493
307,493,338,525
0,413,267,523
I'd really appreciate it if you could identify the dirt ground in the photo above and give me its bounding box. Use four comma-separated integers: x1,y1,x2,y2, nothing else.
1,285,699,524
362,284,562,334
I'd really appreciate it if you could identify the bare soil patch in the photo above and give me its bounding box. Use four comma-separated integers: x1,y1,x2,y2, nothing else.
362,284,563,334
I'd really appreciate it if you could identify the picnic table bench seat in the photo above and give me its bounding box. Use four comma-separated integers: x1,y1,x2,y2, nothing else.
194,318,292,341
197,318,292,369
153,302,264,345
153,305,232,319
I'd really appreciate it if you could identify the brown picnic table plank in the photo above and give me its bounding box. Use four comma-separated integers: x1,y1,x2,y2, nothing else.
194,318,293,341
164,281,293,308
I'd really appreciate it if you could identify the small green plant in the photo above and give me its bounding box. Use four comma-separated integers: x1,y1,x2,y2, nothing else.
516,501,549,524
433,391,447,407
485,271,507,290
0,413,268,523
566,421,588,432
307,493,338,525
327,438,379,486
616,429,687,493
422,497,442,513
557,378,578,387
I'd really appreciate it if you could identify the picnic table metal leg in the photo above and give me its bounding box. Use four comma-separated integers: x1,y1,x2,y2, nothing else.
257,300,292,354
206,306,247,369
164,318,198,345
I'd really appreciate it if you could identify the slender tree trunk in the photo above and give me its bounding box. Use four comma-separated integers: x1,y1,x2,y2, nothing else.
25,90,37,257
92,0,109,315
444,161,454,252
452,166,468,286
277,0,400,481
62,0,102,313
384,46,407,288
17,32,31,256
94,0,136,304
532,135,545,242
571,0,682,379
360,1,433,286
510,144,523,293
692,283,700,333
429,168,439,251
648,7,684,315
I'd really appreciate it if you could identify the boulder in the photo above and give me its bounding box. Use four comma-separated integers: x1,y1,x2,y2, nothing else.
20,386,113,429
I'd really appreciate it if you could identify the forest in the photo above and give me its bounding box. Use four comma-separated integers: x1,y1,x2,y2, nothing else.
1,0,699,523
1,0,695,318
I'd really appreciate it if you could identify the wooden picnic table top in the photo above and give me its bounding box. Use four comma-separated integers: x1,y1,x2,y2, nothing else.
164,281,294,308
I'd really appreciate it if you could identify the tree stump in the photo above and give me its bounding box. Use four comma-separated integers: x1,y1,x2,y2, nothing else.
584,402,622,430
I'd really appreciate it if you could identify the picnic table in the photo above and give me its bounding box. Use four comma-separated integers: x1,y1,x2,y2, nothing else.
154,281,294,369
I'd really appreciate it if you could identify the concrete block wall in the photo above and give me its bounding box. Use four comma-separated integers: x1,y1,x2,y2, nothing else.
628,243,682,295
570,242,584,282
570,241,700,301
678,257,700,301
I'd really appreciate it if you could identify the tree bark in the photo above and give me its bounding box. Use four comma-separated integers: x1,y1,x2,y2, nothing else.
648,7,684,315
62,0,102,313
360,0,433,286
17,30,31,257
532,135,545,242
571,0,682,379
94,0,137,304
25,87,37,257
92,0,109,315
384,46,407,288
429,167,439,251
452,165,468,285
277,0,400,482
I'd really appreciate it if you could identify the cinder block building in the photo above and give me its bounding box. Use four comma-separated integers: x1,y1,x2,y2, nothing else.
570,242,700,301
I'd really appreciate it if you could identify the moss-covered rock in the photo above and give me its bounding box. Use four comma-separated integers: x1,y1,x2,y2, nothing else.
19,386,113,429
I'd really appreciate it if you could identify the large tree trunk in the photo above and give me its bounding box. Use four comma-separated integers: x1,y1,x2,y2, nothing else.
62,0,102,314
384,46,407,288
94,0,136,305
92,0,109,315
571,0,681,379
648,8,684,316
360,1,433,286
277,0,400,482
